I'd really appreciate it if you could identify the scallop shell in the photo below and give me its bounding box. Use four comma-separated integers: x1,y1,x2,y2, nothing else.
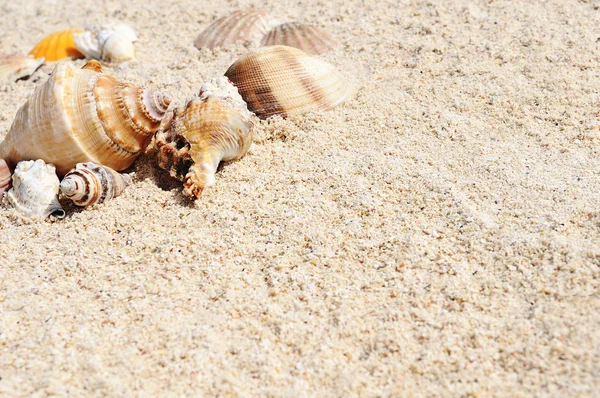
73,24,137,64
60,162,132,206
29,29,85,61
155,77,254,200
261,22,340,55
0,54,45,82
194,9,278,50
0,159,11,199
0,61,171,176
6,159,65,219
224,45,352,118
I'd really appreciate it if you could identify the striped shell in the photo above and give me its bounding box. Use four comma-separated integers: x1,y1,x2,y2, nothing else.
224,45,352,118
261,22,339,55
73,24,137,64
60,162,131,206
29,29,85,61
0,54,44,82
0,159,11,199
0,61,171,176
155,77,254,200
194,9,277,50
6,159,65,219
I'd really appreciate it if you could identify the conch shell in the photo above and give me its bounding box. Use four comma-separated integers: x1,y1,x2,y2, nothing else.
5,159,65,219
74,24,138,64
0,60,171,176
60,162,131,206
0,54,44,82
194,9,277,50
261,22,339,55
0,159,11,199
224,45,352,118
29,29,85,61
155,77,254,200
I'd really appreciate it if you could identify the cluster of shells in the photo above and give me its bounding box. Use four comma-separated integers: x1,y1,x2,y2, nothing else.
0,10,352,220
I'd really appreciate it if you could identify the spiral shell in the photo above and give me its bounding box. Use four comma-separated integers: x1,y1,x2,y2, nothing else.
155,77,254,200
261,22,339,55
5,159,65,219
194,9,277,50
29,29,85,61
224,45,351,118
0,61,171,176
0,54,44,82
73,24,137,64
0,159,11,199
60,162,131,206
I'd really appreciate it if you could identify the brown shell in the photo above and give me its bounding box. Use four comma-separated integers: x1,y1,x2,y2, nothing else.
194,9,276,49
29,29,85,61
261,22,339,55
60,162,131,206
0,158,11,199
224,45,351,118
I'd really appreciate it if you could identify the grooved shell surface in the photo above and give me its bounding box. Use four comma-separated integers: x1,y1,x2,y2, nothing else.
60,162,131,206
261,22,339,55
224,45,351,118
0,54,44,82
29,29,85,61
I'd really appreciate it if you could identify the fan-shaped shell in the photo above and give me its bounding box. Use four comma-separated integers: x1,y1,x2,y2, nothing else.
0,159,11,199
224,45,351,118
60,162,131,206
0,54,44,82
29,29,85,61
0,61,171,176
155,77,254,199
73,24,137,64
261,22,339,55
194,9,277,50
6,159,65,219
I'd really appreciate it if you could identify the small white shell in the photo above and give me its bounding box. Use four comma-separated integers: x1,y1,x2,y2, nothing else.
0,159,11,199
0,54,44,82
6,159,65,219
74,23,137,63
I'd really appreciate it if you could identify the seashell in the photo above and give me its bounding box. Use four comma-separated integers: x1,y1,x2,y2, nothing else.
60,162,132,206
0,159,11,199
0,54,45,82
261,22,340,55
224,45,352,118
6,159,65,219
73,23,137,64
155,77,254,200
194,9,278,50
0,61,171,176
29,29,85,61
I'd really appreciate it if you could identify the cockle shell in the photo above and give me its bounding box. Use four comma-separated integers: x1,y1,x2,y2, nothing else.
0,159,11,199
60,162,131,206
73,24,138,64
6,159,65,219
224,45,352,118
155,77,254,200
0,61,171,176
0,54,44,82
29,29,85,61
261,22,340,55
194,9,278,50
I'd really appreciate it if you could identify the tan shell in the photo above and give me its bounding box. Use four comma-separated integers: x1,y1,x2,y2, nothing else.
0,61,170,176
224,45,351,118
261,22,339,55
60,162,131,206
0,54,44,82
6,159,65,219
155,77,254,200
73,24,137,64
194,9,277,50
0,159,11,199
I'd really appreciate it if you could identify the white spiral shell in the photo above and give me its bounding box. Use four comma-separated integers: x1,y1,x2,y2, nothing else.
60,162,132,207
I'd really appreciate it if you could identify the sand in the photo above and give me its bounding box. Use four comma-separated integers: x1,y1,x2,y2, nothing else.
0,0,599,396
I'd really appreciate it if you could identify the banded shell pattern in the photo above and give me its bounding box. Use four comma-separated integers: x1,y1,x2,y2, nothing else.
155,77,254,200
74,24,138,64
61,162,132,206
261,22,340,55
29,29,85,61
0,61,171,176
0,159,11,199
6,159,65,219
224,45,351,118
194,9,277,50
0,54,44,82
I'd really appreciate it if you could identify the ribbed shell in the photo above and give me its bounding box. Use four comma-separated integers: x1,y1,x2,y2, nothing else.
0,54,44,82
0,61,171,176
261,22,339,55
224,45,351,118
155,77,254,200
194,9,276,49
0,159,11,199
60,162,131,206
6,159,65,219
29,29,85,61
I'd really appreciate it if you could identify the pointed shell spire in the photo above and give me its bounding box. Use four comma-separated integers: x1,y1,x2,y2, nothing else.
60,162,131,206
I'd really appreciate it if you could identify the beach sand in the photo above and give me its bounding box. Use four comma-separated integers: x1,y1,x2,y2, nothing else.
0,0,599,395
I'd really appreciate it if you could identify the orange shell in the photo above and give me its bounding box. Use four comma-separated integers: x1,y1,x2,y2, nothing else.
29,29,85,61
